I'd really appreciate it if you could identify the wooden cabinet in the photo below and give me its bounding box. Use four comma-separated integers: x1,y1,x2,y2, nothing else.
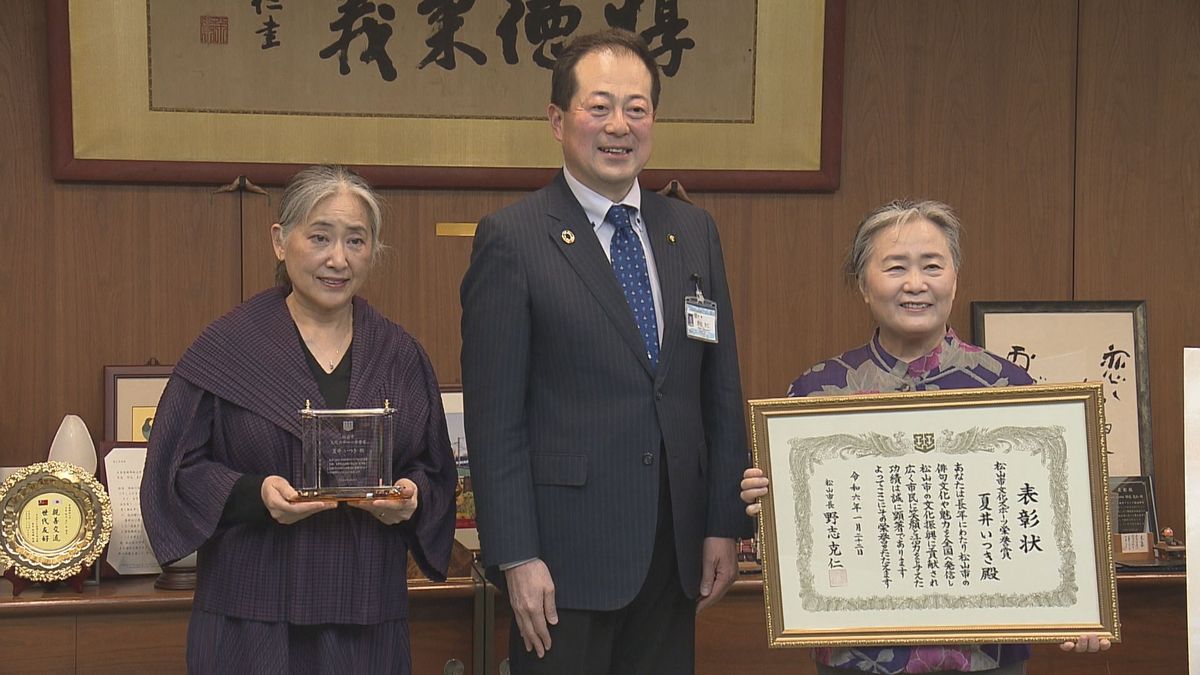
0,577,190,674
1,572,1184,674
0,576,481,675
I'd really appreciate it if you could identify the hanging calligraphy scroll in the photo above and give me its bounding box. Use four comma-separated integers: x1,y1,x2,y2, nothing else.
748,383,1119,647
47,0,844,191
971,300,1152,478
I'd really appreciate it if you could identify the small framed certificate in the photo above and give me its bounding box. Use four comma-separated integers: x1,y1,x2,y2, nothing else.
748,383,1119,647
96,442,161,577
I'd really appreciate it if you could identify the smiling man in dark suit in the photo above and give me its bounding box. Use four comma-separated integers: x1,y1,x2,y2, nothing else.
460,28,751,674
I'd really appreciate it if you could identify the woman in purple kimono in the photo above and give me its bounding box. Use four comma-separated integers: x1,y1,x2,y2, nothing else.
141,166,457,674
740,200,1109,675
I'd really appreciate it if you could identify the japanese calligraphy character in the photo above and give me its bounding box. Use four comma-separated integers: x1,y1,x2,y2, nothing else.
1017,483,1039,505
251,0,283,15
1100,343,1131,398
319,1,398,82
1006,344,1035,370
638,0,693,76
496,0,582,68
256,16,281,49
604,0,644,30
418,0,488,70
1020,533,1043,553
1018,509,1039,528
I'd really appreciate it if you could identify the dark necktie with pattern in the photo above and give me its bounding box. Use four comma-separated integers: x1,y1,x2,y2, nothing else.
607,204,659,369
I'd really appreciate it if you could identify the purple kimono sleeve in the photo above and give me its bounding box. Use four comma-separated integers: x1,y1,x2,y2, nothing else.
140,376,241,565
395,347,457,583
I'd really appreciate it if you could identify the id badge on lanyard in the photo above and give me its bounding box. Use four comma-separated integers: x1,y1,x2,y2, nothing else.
685,274,718,343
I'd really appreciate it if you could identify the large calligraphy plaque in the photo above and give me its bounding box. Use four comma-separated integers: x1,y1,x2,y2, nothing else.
748,383,1119,647
48,0,844,190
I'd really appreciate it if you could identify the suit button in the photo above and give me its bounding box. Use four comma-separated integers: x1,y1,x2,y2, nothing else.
642,453,655,465
655,391,663,401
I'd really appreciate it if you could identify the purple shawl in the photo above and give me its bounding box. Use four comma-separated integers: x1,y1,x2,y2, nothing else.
141,287,456,625
791,329,1034,673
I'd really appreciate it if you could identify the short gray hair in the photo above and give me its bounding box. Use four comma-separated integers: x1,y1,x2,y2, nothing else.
274,165,386,286
845,199,962,285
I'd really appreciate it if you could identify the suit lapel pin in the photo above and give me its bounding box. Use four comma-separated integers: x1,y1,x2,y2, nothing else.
561,229,576,245
667,233,677,244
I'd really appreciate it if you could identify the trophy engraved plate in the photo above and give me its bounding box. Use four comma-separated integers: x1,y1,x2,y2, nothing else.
293,401,402,502
0,461,113,587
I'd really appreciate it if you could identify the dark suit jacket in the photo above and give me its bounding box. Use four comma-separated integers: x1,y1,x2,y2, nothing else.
460,172,751,611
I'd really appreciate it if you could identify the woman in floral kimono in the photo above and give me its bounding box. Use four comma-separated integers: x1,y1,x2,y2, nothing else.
740,200,1109,675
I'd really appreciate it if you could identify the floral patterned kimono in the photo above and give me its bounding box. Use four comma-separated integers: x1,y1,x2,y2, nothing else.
788,328,1034,675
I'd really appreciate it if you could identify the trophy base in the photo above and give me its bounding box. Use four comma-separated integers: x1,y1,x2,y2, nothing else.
4,564,92,597
155,564,197,591
289,486,411,503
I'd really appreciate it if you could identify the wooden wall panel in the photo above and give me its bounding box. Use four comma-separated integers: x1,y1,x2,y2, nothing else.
238,188,520,387
2,0,1080,465
692,0,1078,401
1,0,1196,667
237,1,1078,405
1075,0,1200,531
0,2,240,465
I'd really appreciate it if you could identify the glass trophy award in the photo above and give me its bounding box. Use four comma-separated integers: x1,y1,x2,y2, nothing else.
292,400,404,502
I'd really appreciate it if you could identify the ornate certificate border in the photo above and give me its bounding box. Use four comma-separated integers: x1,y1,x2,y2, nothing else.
748,383,1119,647
46,0,844,191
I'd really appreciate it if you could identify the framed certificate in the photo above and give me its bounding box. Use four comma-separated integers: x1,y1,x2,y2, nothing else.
748,383,1119,647
96,442,161,578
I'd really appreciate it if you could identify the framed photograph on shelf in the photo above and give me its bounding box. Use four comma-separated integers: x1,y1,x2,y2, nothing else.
104,365,173,442
442,386,478,550
748,383,1119,648
972,300,1152,478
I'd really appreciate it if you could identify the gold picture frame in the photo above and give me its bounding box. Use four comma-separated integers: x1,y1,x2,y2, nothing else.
748,383,1119,647
47,0,844,191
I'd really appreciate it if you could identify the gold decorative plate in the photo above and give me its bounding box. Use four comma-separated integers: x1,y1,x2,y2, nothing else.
0,461,112,582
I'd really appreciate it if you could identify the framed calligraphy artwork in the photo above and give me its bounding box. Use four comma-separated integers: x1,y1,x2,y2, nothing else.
47,0,844,191
748,383,1119,647
971,300,1152,478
